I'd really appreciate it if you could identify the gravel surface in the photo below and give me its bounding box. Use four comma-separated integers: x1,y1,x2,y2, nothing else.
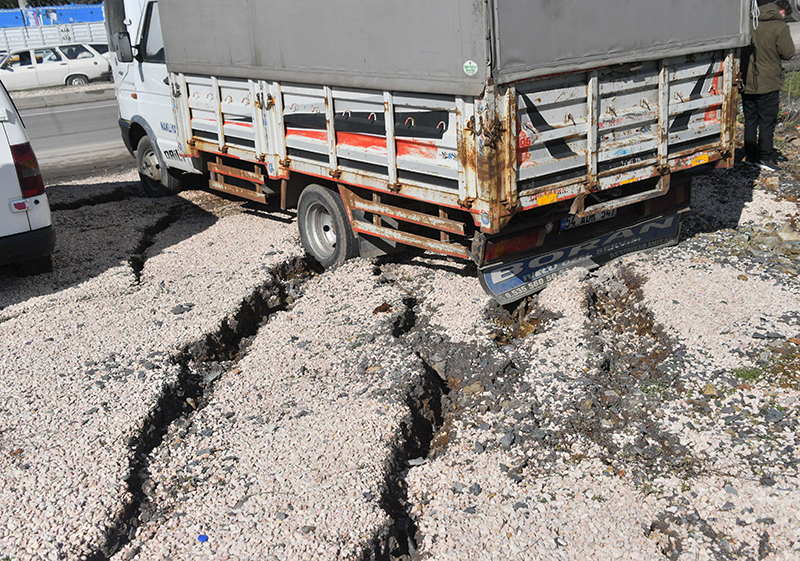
402,166,800,560
2,124,800,561
0,176,304,559
10,81,114,99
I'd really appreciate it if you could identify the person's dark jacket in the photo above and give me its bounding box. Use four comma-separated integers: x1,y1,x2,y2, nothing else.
742,3,796,94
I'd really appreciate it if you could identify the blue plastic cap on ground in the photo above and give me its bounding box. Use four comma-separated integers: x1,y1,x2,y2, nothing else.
198,534,209,543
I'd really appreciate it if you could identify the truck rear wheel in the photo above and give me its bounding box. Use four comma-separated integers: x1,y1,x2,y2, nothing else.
136,136,182,198
297,184,358,268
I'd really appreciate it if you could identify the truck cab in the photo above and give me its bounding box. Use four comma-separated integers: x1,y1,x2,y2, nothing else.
105,0,199,196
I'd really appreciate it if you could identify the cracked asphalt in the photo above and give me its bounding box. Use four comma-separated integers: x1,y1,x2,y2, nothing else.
1,157,799,560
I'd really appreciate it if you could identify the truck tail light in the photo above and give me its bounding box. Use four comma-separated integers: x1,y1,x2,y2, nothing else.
484,227,546,262
11,142,44,198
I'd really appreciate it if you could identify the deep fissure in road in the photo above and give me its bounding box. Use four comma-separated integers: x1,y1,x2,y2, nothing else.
359,296,453,561
88,256,319,561
128,207,184,284
362,291,565,560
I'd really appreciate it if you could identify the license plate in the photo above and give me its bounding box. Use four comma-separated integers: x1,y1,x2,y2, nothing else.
480,213,682,305
560,208,617,231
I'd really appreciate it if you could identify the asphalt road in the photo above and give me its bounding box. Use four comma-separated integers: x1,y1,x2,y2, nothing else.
21,99,134,184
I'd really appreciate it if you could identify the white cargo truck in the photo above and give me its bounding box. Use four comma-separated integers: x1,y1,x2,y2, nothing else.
104,0,749,304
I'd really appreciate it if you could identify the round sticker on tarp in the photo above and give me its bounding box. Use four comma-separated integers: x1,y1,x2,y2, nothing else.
463,60,479,76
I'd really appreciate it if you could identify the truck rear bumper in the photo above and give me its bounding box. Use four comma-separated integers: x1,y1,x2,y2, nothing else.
0,225,55,267
478,211,685,304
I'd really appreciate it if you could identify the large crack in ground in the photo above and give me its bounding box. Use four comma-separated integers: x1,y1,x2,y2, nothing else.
357,296,453,561
381,263,741,560
364,295,563,559
86,256,321,561
127,205,185,285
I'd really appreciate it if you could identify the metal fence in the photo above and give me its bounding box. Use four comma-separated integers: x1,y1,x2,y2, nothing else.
0,21,106,53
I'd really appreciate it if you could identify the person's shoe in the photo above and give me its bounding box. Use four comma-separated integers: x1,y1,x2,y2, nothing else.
758,160,782,172
744,159,761,168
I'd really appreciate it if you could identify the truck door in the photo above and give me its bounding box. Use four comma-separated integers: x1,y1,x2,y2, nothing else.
133,1,193,172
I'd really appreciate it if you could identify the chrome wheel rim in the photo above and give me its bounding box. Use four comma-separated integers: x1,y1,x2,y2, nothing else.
305,202,337,260
140,148,160,182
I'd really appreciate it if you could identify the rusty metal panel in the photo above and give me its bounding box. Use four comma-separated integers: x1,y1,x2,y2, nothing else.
384,91,398,187
720,51,738,167
348,192,466,235
455,96,475,203
211,77,224,151
176,45,737,246
209,180,267,204
338,185,470,258
352,220,470,259
207,161,265,184
576,175,670,218
514,50,733,206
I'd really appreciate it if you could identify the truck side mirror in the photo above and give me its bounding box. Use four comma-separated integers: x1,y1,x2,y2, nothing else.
117,32,135,63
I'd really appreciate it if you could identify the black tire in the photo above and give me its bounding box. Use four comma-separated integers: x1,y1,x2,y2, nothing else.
136,136,183,198
297,184,359,268
66,74,89,86
19,255,53,276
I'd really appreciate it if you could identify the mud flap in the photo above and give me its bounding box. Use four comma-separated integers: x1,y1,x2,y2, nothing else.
478,213,683,305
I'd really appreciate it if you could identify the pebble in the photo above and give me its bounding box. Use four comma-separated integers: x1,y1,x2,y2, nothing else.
499,431,515,450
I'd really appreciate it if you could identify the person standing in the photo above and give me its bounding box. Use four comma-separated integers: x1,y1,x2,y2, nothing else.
741,0,796,171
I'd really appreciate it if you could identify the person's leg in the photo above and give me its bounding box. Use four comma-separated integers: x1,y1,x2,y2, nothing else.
742,94,760,162
757,90,781,163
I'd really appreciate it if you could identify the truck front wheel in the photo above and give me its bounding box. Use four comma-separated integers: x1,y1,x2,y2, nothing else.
136,136,182,197
297,184,358,268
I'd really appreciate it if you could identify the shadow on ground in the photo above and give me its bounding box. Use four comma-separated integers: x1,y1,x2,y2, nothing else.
682,162,760,240
0,179,218,311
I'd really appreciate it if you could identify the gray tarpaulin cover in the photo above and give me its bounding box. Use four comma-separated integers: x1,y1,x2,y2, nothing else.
160,0,749,96
493,0,750,83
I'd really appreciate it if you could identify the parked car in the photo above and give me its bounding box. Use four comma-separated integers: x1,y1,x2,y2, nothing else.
89,42,111,63
0,43,110,90
0,79,54,275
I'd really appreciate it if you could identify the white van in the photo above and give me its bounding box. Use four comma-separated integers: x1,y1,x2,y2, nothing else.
0,44,110,91
0,79,54,274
